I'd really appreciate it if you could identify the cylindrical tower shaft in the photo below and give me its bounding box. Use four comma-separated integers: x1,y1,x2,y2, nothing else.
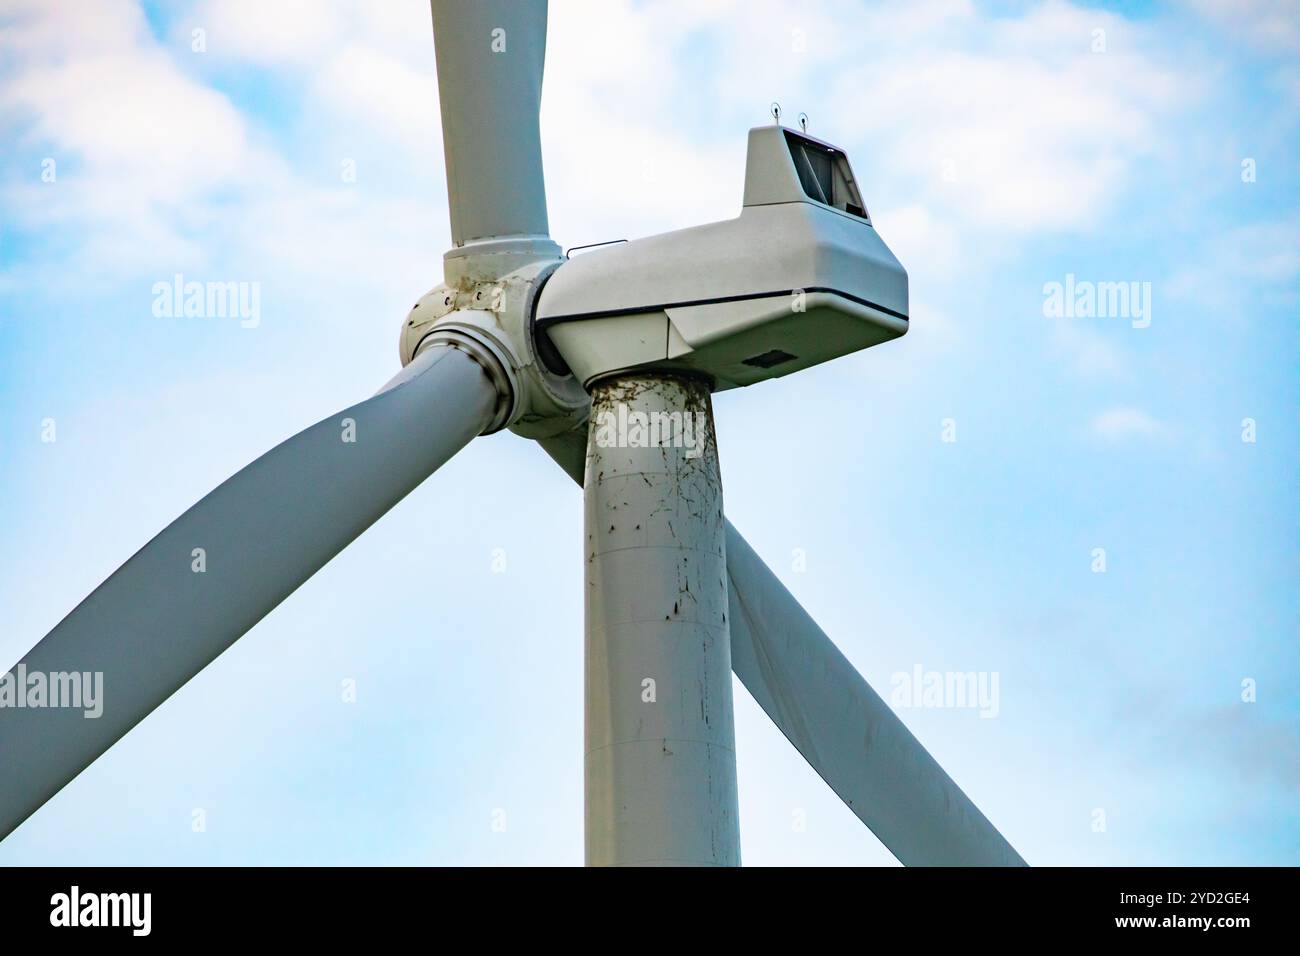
583,374,741,866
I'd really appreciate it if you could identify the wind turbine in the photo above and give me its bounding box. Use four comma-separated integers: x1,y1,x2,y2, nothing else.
0,0,1024,867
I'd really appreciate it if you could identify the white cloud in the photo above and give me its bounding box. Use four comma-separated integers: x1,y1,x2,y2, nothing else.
1,1,276,198
1088,406,1171,442
184,0,350,64
1165,219,1300,315
5,56,257,194
829,1,1193,236
0,0,451,313
0,0,293,283
311,41,439,156
0,0,143,57
539,0,1199,257
541,0,742,241
1184,0,1300,54
1049,321,1133,383
181,0,441,158
872,203,964,278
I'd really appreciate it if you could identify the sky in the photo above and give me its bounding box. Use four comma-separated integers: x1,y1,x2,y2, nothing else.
0,0,1296,866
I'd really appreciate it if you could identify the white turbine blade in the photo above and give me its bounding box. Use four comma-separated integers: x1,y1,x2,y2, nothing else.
724,528,1026,866
0,345,499,840
430,0,554,246
535,426,1025,865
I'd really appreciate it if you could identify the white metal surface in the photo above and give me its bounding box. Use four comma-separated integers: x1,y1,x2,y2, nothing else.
726,527,1027,866
430,0,561,271
741,125,869,217
539,425,1024,865
0,345,500,840
399,261,588,440
537,125,908,390
537,200,908,325
583,376,741,865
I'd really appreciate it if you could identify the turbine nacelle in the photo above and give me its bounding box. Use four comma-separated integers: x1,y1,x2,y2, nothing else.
535,125,909,391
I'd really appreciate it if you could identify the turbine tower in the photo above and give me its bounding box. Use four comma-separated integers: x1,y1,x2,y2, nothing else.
0,0,1024,867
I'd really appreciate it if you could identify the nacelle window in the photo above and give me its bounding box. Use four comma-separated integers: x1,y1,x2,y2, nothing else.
784,131,870,222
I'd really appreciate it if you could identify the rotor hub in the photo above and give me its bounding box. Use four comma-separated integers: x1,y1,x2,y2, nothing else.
400,253,589,437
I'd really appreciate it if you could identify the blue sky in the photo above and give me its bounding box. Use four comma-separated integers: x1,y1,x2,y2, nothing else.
1,0,1296,865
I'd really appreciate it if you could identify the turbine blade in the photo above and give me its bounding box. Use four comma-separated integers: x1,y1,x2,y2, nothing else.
536,424,586,484
724,528,1026,866
535,426,1025,865
0,345,500,840
430,0,554,246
